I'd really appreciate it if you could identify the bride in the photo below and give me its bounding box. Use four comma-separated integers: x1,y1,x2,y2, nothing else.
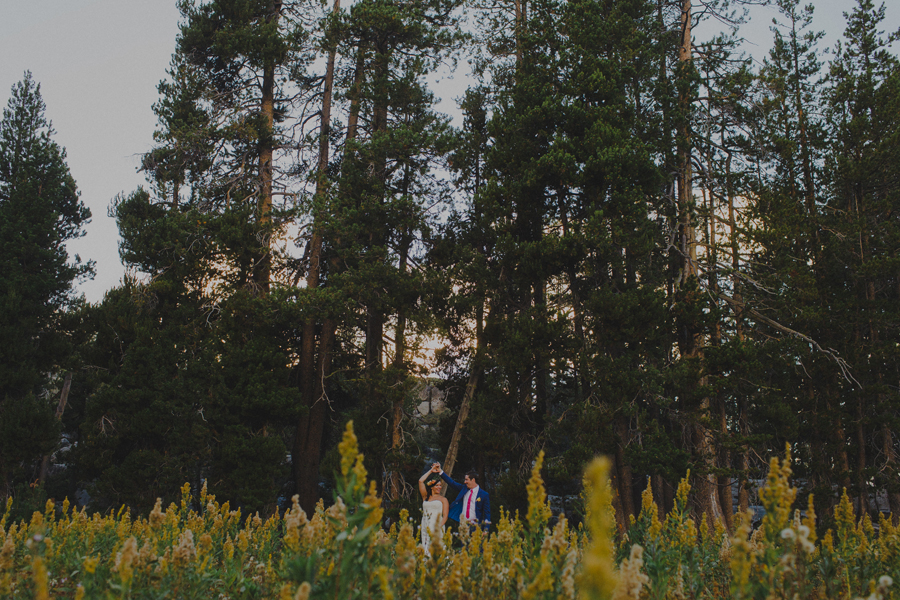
418,465,449,556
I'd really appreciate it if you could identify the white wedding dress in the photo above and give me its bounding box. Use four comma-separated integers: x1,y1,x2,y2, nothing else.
421,499,444,556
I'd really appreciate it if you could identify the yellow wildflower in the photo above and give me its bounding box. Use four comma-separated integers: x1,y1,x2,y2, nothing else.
43,499,55,524
835,489,855,543
375,565,394,600
561,548,579,600
526,451,552,533
279,583,294,600
180,483,192,515
283,495,305,553
363,480,383,530
579,457,618,600
294,581,312,600
0,533,14,570
114,536,138,587
149,498,165,529
759,447,797,539
338,421,360,477
83,556,99,574
522,557,554,600
0,497,12,531
32,556,49,600
30,511,44,528
639,480,662,540
675,471,691,512
172,529,196,565
612,544,649,600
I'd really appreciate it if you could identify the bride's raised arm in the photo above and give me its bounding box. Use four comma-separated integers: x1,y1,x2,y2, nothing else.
418,467,436,500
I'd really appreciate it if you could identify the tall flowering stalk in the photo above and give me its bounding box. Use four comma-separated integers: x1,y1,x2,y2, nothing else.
580,457,618,600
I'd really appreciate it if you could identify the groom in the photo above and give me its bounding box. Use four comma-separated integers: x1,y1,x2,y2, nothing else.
432,463,491,529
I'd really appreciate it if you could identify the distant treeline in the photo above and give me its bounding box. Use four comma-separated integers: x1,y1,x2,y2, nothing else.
1,0,899,532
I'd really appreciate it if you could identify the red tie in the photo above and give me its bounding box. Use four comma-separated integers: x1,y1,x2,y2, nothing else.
466,492,473,520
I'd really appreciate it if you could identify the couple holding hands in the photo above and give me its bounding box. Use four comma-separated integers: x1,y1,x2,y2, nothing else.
417,462,491,553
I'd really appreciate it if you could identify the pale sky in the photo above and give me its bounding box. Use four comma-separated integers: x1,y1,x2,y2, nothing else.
1,0,897,304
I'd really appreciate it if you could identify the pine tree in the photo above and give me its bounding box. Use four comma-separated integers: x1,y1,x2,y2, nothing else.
822,0,900,517
747,0,845,513
76,192,302,513
0,72,92,498
74,0,319,512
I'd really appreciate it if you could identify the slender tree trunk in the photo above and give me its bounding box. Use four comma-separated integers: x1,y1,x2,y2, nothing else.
256,64,274,293
254,1,280,293
514,0,526,66
387,169,412,503
558,190,590,401
611,468,627,534
534,279,550,419
365,43,390,382
726,151,751,516
677,0,723,530
857,400,870,517
652,474,666,520
38,372,73,486
882,422,900,523
738,397,750,514
291,13,349,511
676,0,695,281
615,417,636,522
828,391,853,509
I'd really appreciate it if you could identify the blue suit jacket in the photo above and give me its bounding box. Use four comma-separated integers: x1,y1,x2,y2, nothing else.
440,472,491,525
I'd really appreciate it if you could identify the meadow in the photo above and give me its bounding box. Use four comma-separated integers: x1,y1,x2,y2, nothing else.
1,422,897,599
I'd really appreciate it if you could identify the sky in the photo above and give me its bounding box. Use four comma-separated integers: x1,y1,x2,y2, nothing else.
1,0,898,304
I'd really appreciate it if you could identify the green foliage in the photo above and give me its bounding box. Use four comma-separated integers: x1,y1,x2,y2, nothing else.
0,72,91,497
76,276,301,514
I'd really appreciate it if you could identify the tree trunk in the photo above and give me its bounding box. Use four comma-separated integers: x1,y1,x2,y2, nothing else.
738,396,750,514
614,417,636,523
611,461,628,534
38,372,73,486
677,0,724,529
253,1,280,293
444,369,479,479
882,422,900,523
290,11,346,511
365,42,390,383
514,0,526,66
387,174,412,503
828,392,853,509
857,403,869,517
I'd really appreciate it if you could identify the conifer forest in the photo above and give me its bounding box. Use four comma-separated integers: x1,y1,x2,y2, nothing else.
2,0,900,556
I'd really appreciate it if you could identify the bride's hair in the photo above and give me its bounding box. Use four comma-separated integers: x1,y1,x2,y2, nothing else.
424,474,441,500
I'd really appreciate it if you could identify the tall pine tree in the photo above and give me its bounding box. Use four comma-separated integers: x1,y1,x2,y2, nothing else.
0,73,92,499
